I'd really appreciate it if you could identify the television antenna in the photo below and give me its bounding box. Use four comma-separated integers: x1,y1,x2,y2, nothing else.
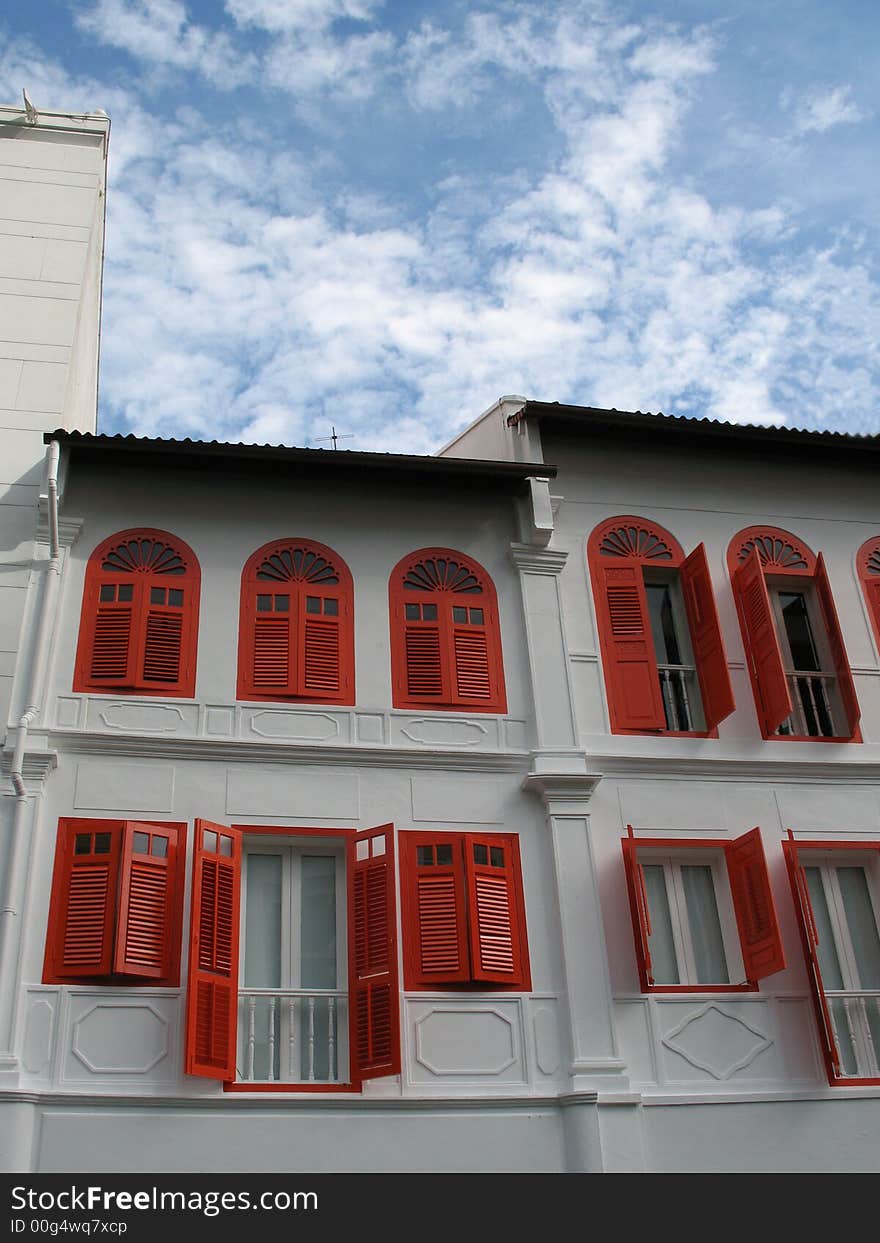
315,425,354,450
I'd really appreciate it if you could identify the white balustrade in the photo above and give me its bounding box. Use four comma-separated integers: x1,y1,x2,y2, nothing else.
657,664,697,731
825,990,880,1079
236,989,347,1084
776,671,837,737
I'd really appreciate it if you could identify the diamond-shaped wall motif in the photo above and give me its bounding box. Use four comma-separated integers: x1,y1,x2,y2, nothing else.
662,1004,772,1080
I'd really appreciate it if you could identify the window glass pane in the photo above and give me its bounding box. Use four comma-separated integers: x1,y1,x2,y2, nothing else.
256,595,271,612
489,846,504,867
470,608,484,625
324,598,339,616
306,597,320,614
416,846,434,866
436,844,453,865
151,836,168,858
405,604,420,621
837,867,880,989
94,833,112,855
99,584,115,602
646,583,682,666
301,856,337,991
681,866,729,984
132,831,150,854
274,595,289,611
244,854,282,989
779,593,821,672
168,589,184,607
642,865,679,985
150,587,165,605
804,868,845,989
422,604,437,621
473,843,489,865
372,835,385,856
74,833,92,855
219,835,233,858
203,829,217,853
118,583,134,602
356,840,369,861
453,606,467,623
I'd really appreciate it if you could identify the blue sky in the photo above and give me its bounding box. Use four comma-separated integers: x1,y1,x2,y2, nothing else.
2,1,878,451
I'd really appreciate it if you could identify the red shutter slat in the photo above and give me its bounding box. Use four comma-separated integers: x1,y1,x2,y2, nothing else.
251,616,291,689
464,835,527,986
302,619,340,694
621,827,653,989
140,610,183,684
185,820,241,1081
597,563,666,731
453,628,491,700
89,606,134,682
734,547,792,735
114,822,179,979
814,552,860,737
347,824,400,1084
405,626,443,697
680,542,735,730
725,827,785,982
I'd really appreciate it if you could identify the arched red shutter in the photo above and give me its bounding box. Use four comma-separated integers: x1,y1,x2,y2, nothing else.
464,834,527,987
52,822,121,979
725,827,785,982
680,542,734,730
814,553,860,737
86,581,138,686
302,614,341,695
114,822,179,979
621,827,653,990
250,611,293,692
401,833,469,987
138,590,186,688
348,824,400,1084
185,820,241,1081
451,623,492,702
404,618,444,699
596,562,665,731
734,547,792,734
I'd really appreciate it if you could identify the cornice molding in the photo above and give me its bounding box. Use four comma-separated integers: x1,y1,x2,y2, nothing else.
0,750,58,793
509,544,569,575
585,751,880,784
35,501,84,548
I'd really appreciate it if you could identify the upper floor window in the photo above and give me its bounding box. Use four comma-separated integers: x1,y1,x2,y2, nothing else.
857,536,880,659
587,517,734,734
73,529,200,698
237,539,354,704
389,549,507,713
728,527,860,740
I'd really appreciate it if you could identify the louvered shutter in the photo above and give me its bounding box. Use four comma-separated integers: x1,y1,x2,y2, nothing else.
865,577,880,655
814,553,860,737
185,820,241,1081
621,827,654,990
302,617,341,695
137,590,185,689
250,612,292,692
452,625,492,702
347,824,400,1083
734,547,792,734
783,835,841,1083
403,834,469,987
86,581,137,686
464,834,527,987
596,562,666,731
114,822,179,979
680,543,735,730
404,623,444,699
725,827,785,982
52,824,121,979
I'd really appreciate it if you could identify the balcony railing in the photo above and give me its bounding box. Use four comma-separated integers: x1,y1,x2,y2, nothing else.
776,671,836,737
237,988,348,1084
825,990,880,1079
657,664,698,732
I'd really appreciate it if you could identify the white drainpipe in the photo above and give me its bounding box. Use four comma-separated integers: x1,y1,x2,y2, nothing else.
0,439,62,1057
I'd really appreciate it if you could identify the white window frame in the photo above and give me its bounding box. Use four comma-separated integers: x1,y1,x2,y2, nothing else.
767,576,844,736
642,568,705,733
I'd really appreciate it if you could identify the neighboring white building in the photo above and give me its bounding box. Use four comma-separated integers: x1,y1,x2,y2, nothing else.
2,101,880,1174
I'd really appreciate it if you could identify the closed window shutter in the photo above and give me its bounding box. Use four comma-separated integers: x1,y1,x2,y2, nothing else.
725,827,785,982
88,598,136,685
404,625,444,698
185,820,241,1081
680,542,735,730
140,605,184,686
783,835,842,1082
347,824,400,1084
251,614,292,691
621,827,654,990
403,834,469,987
734,547,792,734
464,834,527,987
302,618,341,695
53,827,121,978
452,626,492,701
114,822,179,979
597,563,666,731
814,552,860,737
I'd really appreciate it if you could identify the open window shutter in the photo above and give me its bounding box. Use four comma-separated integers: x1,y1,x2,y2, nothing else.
725,827,785,982
452,624,492,703
348,824,400,1083
114,822,178,979
302,616,341,696
185,819,241,1081
464,835,527,986
250,611,292,693
86,582,137,686
621,827,653,989
403,834,469,987
596,562,665,731
865,577,880,654
403,619,444,700
814,553,860,736
53,823,121,979
138,590,185,689
734,547,792,734
782,835,841,1082
680,543,735,730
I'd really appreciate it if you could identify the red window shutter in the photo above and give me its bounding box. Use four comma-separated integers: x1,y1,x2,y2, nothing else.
814,552,860,737
596,563,665,731
782,835,841,1082
185,820,242,1081
464,834,528,987
404,625,444,698
724,827,785,982
452,627,492,701
680,543,735,730
347,824,400,1084
621,827,653,990
302,618,341,695
251,614,292,690
139,604,184,686
114,822,179,979
52,825,121,979
88,599,136,685
401,833,470,987
864,578,880,654
734,547,792,734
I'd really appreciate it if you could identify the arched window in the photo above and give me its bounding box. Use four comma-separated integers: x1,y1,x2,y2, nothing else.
728,526,860,739
857,536,880,658
74,528,200,697
237,539,354,704
389,548,506,713
587,516,734,734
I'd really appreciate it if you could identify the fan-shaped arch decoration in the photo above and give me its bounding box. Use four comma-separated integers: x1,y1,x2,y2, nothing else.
403,556,484,594
255,546,340,585
597,523,676,563
857,536,880,659
728,526,815,577
101,537,188,575
861,540,880,577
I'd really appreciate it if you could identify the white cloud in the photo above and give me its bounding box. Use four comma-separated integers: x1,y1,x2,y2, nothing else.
224,0,384,34
789,84,869,134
